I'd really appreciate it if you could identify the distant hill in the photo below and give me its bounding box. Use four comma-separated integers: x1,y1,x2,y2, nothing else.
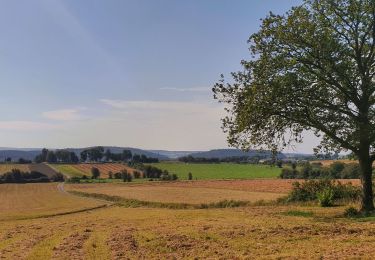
148,150,198,159
0,150,41,161
0,147,313,162
186,149,286,159
0,147,169,162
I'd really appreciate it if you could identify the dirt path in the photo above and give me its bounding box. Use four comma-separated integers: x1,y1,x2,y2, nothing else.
58,182,115,206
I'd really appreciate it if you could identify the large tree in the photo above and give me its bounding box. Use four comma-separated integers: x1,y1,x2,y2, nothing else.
213,0,375,212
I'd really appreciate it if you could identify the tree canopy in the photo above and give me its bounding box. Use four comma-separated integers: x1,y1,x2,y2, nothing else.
213,0,375,211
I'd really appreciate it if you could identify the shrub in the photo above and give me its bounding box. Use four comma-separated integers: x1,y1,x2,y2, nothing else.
91,167,100,179
188,172,193,180
51,172,65,182
287,179,361,204
108,171,113,179
66,176,81,183
114,172,122,179
329,162,345,178
344,206,360,218
280,168,295,179
317,188,334,207
133,171,141,179
340,163,360,179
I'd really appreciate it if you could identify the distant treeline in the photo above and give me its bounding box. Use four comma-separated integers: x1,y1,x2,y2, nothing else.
178,155,263,163
0,169,64,184
33,147,159,164
280,161,361,179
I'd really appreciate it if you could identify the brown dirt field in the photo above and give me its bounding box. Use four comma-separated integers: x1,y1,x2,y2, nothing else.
72,163,138,178
154,179,361,193
1,205,375,259
0,183,105,221
66,183,284,204
0,164,30,174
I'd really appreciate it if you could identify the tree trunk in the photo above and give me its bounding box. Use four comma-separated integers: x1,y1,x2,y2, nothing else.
358,152,374,212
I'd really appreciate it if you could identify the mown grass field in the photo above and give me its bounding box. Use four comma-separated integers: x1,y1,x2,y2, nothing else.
147,162,281,180
0,183,105,221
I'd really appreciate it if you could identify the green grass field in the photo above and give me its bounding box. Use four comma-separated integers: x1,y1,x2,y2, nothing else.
147,162,281,180
49,164,87,178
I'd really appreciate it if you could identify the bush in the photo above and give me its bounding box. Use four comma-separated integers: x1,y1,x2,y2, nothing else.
280,168,295,179
340,163,360,179
329,162,345,178
287,179,361,205
66,176,81,183
51,172,65,182
317,188,334,207
91,167,100,179
108,171,113,179
188,172,193,180
133,171,141,179
280,161,361,179
344,206,360,217
114,172,122,179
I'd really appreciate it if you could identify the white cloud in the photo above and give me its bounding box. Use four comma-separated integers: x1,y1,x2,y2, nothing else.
42,109,82,121
160,87,209,92
0,121,58,131
100,99,220,114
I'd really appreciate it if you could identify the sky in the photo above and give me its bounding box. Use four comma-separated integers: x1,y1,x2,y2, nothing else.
0,0,319,152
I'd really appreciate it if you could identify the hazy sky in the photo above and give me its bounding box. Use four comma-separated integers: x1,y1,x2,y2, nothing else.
0,0,319,152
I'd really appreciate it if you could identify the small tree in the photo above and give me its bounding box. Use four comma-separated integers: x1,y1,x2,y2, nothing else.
188,172,193,180
108,171,113,179
91,167,100,179
121,169,128,182
133,171,141,179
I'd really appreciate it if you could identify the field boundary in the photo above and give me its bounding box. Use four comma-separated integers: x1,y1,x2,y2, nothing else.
0,204,110,222
68,190,276,209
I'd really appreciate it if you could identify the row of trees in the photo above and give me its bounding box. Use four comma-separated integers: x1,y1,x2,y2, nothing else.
0,169,64,183
280,162,361,180
34,147,159,164
35,149,79,163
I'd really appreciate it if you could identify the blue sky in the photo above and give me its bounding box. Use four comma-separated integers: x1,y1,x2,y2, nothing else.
0,0,319,151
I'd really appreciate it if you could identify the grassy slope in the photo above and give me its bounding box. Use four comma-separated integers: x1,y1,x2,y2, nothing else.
50,164,88,178
147,162,281,180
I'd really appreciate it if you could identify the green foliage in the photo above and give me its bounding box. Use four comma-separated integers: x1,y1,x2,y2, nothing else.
188,172,193,180
344,207,360,218
287,179,361,205
91,167,100,179
160,170,178,181
0,169,51,183
212,0,375,211
133,171,141,179
317,188,334,207
280,162,360,179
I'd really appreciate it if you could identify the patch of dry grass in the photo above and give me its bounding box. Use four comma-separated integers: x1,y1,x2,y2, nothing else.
0,206,374,259
0,183,105,220
66,183,285,204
